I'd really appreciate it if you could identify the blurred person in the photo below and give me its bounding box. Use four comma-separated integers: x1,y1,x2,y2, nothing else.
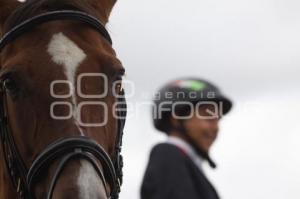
141,78,233,199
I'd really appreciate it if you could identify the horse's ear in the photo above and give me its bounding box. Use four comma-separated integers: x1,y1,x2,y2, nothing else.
86,0,117,24
0,0,22,35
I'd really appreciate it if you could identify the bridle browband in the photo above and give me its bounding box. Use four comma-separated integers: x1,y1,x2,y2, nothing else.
0,10,126,199
0,10,112,50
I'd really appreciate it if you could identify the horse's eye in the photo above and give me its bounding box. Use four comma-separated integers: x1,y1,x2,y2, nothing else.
114,75,123,94
116,83,123,94
3,77,18,94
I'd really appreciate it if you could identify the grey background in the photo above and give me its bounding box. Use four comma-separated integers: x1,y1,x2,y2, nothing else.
108,0,300,199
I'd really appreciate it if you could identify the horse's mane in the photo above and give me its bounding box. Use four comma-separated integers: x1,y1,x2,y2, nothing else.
4,0,100,32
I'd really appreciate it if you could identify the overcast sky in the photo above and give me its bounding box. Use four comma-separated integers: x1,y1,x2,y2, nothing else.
107,0,300,199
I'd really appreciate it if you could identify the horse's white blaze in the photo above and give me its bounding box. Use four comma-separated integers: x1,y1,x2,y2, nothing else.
48,34,105,197
78,160,107,199
47,32,86,134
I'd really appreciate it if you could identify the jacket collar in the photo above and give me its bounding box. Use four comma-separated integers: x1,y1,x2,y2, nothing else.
166,136,203,171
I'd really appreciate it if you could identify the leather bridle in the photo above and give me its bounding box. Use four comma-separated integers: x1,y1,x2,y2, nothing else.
0,10,126,199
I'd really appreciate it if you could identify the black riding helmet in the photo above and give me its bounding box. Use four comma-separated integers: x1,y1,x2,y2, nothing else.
152,78,233,168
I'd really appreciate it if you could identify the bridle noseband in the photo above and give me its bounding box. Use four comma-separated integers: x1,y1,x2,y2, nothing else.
0,10,126,199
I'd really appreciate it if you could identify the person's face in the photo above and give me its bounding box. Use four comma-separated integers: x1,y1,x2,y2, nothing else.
183,104,221,153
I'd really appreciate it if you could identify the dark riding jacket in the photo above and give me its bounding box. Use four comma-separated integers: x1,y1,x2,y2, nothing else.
141,141,220,199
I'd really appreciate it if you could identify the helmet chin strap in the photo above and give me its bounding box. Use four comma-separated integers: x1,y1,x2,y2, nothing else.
172,120,217,169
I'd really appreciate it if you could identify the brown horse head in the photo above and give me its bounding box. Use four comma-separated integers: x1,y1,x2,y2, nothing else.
0,0,125,198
